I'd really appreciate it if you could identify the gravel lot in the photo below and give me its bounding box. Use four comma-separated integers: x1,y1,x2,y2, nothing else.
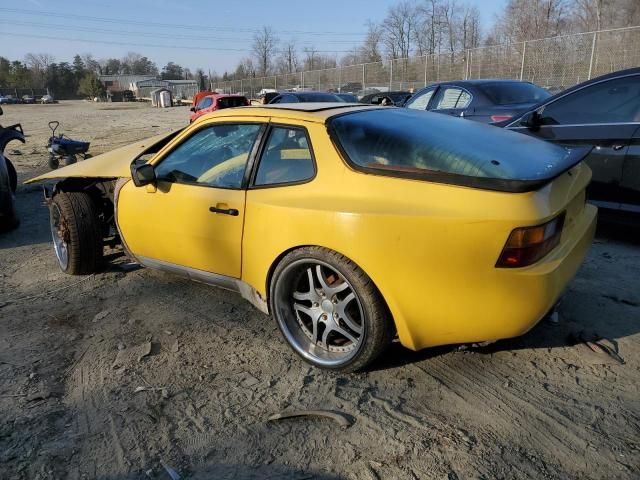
0,101,639,479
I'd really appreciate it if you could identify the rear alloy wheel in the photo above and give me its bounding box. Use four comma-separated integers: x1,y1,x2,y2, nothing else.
49,192,103,275
270,247,393,372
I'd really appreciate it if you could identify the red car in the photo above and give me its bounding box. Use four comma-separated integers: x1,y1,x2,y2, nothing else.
189,94,249,122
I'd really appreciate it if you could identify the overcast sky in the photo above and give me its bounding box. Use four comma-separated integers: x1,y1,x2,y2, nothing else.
0,0,506,74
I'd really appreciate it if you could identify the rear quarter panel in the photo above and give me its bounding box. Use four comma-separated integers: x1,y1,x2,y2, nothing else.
242,120,594,349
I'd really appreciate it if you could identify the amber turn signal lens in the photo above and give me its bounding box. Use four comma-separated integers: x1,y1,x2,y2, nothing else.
496,213,565,268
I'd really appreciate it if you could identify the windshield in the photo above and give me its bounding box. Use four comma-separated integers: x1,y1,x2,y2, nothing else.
479,82,550,105
329,108,584,192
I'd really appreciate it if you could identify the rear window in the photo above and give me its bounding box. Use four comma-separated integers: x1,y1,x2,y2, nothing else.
478,82,550,105
329,108,584,192
218,96,248,109
298,93,340,102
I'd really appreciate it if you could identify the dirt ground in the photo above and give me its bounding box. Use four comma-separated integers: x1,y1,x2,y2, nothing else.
0,101,639,479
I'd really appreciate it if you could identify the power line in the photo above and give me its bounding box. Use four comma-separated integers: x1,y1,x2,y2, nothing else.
0,7,368,37
0,20,363,46
0,30,358,54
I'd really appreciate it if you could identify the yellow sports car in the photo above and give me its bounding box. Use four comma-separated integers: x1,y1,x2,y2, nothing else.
29,104,597,371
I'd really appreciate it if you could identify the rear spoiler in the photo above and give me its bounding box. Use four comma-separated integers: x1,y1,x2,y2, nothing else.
354,146,593,194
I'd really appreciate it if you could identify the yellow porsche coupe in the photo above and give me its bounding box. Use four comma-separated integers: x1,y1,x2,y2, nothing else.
29,104,596,371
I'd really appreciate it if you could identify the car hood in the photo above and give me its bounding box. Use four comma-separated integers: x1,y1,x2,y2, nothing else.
26,129,180,184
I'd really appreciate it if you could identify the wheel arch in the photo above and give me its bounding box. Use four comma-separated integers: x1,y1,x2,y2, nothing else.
264,244,404,343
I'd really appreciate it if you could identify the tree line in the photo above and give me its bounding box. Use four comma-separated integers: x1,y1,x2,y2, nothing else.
1,0,638,95
0,52,206,98
232,0,640,81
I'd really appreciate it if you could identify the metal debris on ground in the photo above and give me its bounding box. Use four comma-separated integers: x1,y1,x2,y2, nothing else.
92,309,111,323
160,460,181,480
267,409,354,429
572,331,625,364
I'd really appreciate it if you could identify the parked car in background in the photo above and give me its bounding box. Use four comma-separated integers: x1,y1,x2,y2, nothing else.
269,92,343,103
335,93,358,103
41,95,55,104
504,68,640,214
338,82,362,93
189,94,249,122
405,80,551,124
28,104,595,371
21,95,36,104
0,95,19,105
258,91,281,104
192,90,217,107
360,91,412,106
0,106,24,232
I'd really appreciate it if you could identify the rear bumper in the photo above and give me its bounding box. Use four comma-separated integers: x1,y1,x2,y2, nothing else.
405,204,597,350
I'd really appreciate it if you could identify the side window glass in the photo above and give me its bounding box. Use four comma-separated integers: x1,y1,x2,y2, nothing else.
255,127,314,186
405,88,434,110
540,76,640,125
197,97,212,109
456,90,472,108
155,124,261,188
434,88,470,110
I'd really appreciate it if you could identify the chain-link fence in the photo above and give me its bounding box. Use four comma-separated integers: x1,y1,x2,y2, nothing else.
213,25,640,98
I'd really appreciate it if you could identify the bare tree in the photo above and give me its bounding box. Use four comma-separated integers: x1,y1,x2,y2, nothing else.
303,46,318,70
571,0,640,31
360,21,384,63
381,1,417,59
493,0,570,44
252,26,279,76
280,40,299,73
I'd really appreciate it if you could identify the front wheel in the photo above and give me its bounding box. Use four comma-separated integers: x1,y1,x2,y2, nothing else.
5,157,17,193
49,192,104,275
270,247,394,372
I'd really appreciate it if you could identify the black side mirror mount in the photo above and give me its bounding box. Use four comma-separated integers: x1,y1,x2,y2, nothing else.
522,110,542,129
131,163,156,187
190,107,196,112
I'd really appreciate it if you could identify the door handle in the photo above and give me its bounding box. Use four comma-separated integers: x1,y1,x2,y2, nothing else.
612,144,625,151
209,206,239,216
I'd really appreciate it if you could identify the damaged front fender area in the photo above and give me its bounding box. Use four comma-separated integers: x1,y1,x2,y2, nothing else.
0,124,25,154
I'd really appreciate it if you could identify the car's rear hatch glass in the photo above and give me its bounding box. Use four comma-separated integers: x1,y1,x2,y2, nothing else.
329,108,588,192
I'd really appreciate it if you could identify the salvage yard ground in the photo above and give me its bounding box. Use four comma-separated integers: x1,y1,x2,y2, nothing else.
0,101,639,479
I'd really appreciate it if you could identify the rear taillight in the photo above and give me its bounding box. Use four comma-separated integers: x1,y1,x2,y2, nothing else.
491,115,513,123
496,213,565,268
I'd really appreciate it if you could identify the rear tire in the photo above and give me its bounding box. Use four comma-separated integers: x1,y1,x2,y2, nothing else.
48,155,59,170
63,154,77,166
49,192,103,275
270,246,394,372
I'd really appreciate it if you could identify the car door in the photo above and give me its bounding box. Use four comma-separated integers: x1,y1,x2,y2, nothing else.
620,125,640,210
508,74,640,207
116,120,266,278
404,86,439,111
429,85,473,117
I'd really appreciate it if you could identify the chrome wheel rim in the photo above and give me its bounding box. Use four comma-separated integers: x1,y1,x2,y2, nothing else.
274,259,365,367
50,203,69,270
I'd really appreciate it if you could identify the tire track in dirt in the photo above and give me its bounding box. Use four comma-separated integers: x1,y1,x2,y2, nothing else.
409,355,611,476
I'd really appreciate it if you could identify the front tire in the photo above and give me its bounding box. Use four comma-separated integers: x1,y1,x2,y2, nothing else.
5,158,17,193
270,247,394,372
49,192,103,275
